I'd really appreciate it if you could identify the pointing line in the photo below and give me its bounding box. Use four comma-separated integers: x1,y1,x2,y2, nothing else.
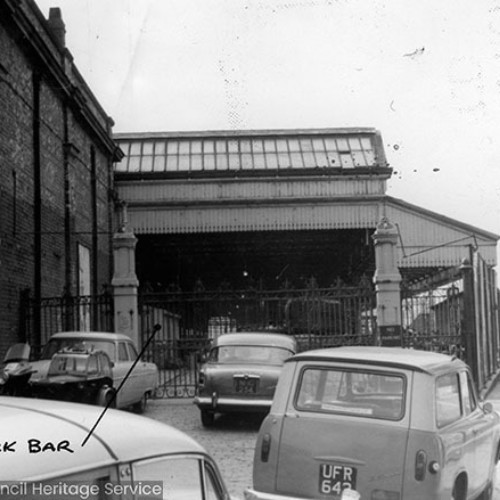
81,325,161,447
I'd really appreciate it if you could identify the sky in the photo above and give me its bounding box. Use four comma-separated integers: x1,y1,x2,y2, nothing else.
35,0,500,248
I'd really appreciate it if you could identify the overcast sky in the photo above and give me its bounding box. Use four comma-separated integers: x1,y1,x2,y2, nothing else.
36,0,500,248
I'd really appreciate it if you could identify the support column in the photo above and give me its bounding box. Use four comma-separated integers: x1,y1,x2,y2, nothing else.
372,216,402,346
112,225,139,347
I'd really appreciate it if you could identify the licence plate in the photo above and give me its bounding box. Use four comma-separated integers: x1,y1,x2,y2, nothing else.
234,377,257,393
319,463,357,496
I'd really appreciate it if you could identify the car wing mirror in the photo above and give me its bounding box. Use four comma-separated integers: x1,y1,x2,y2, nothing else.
483,401,494,414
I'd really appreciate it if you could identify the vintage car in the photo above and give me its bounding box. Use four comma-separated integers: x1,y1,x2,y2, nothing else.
245,346,500,500
30,331,158,412
194,332,297,427
30,346,115,406
0,396,232,499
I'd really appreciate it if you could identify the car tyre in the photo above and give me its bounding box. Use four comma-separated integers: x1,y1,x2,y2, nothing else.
451,477,467,500
201,410,215,427
133,393,148,414
97,386,115,408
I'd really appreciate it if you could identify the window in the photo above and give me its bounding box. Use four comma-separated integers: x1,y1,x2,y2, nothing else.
133,456,205,500
204,461,226,500
127,342,139,361
87,355,98,375
118,343,129,362
459,371,477,416
436,373,462,427
211,345,293,365
295,367,405,420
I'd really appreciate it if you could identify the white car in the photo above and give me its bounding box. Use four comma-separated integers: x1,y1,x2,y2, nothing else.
0,396,231,500
30,331,158,412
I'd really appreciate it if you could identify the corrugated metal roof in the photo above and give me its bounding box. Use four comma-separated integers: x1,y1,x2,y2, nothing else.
114,128,388,175
385,197,498,267
125,197,498,267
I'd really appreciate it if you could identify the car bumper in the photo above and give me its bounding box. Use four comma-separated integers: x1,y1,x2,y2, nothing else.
244,489,310,500
245,489,361,500
194,395,272,412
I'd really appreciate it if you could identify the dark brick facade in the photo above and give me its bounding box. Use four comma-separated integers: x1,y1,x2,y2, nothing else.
0,0,122,354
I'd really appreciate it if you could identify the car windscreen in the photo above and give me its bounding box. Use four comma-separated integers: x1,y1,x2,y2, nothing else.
209,345,293,364
295,367,406,420
41,339,115,361
132,455,226,500
48,355,88,376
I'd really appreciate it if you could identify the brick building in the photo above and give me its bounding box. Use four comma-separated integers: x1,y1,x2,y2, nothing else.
0,0,122,353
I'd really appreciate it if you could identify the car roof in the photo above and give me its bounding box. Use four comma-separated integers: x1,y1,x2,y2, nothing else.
214,332,297,350
288,346,466,374
49,331,133,342
0,397,206,481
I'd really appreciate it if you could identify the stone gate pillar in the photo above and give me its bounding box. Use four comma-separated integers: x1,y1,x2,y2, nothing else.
372,216,402,346
112,226,139,347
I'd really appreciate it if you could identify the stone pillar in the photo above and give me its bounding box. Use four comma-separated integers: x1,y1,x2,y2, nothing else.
112,227,139,347
372,216,402,346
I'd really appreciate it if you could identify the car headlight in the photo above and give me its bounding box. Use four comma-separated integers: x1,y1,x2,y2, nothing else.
4,362,20,374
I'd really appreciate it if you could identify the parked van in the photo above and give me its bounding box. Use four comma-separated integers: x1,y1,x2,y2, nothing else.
246,346,500,500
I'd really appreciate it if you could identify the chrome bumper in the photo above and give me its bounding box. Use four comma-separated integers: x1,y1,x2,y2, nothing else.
194,395,271,409
245,489,360,500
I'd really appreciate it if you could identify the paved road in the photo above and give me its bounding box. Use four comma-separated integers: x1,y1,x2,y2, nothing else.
146,398,500,500
146,399,261,500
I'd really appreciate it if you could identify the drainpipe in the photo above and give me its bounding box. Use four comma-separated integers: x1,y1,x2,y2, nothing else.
91,146,98,328
33,70,42,347
63,103,74,329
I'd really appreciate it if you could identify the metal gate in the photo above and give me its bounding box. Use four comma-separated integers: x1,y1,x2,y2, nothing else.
139,280,377,398
400,249,500,393
400,268,464,355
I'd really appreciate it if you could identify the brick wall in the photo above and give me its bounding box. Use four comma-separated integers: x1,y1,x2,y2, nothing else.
0,1,119,355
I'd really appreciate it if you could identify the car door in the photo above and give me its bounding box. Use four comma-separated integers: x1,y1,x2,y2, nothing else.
460,370,498,492
436,371,480,494
125,341,148,400
112,341,135,407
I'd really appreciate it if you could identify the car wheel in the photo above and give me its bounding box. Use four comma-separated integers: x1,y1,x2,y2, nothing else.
451,476,467,500
97,386,115,407
201,410,215,427
133,393,148,414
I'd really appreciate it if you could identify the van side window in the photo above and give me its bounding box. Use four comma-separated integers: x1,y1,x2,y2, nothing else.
463,371,477,413
436,373,462,427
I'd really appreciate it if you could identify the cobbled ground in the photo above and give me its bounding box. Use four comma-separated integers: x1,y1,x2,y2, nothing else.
146,399,264,500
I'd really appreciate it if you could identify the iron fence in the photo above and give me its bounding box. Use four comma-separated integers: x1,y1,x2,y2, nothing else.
21,292,114,350
401,278,463,357
140,283,377,398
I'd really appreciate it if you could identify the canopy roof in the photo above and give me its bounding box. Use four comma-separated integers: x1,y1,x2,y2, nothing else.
114,128,389,177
